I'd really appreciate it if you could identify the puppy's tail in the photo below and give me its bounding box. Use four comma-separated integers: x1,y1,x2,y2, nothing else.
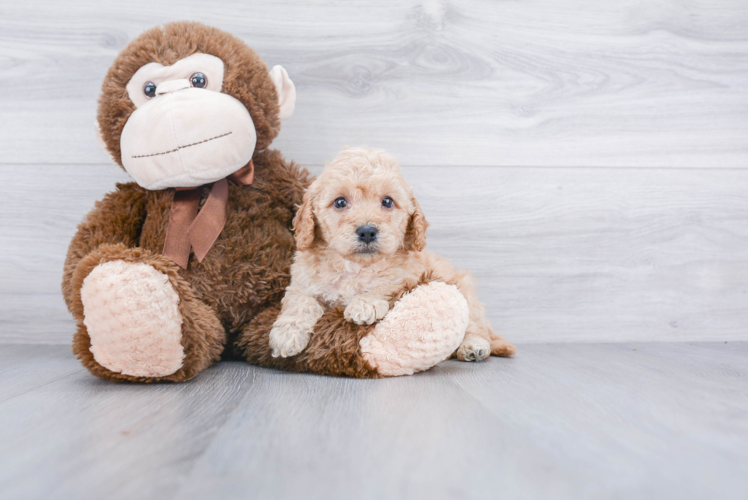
489,332,516,357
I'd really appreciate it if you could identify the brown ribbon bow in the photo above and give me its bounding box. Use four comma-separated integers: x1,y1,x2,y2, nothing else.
163,160,255,268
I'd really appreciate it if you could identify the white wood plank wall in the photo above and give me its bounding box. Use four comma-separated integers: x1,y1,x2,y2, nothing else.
1,0,746,343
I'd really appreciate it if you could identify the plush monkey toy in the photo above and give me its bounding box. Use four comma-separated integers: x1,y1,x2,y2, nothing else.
62,22,471,382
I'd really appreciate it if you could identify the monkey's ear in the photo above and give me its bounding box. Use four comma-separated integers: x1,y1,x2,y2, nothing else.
293,188,316,251
269,65,296,120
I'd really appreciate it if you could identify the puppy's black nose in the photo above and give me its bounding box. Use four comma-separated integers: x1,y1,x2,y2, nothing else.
356,225,378,244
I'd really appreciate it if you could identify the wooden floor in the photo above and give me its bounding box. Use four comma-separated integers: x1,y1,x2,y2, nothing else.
1,342,746,500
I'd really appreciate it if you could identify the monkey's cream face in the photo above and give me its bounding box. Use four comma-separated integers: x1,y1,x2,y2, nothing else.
118,53,294,190
313,166,413,263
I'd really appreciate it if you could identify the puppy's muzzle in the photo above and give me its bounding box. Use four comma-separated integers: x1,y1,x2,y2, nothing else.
356,225,378,244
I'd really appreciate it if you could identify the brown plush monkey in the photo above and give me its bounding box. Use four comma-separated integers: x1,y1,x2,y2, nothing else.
62,22,472,382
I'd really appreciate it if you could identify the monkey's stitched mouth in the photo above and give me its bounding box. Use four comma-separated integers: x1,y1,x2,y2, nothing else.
131,131,233,159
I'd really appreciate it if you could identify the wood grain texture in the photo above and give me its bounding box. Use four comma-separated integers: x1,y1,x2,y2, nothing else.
2,0,748,344
0,0,747,167
0,345,258,500
0,342,746,500
2,163,746,343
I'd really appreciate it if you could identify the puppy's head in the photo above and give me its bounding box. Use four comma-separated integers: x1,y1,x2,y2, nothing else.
293,147,428,261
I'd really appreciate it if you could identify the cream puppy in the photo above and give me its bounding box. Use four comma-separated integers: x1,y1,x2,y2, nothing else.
269,147,515,362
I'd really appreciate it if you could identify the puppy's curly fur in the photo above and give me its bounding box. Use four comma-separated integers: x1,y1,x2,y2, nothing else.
269,147,515,361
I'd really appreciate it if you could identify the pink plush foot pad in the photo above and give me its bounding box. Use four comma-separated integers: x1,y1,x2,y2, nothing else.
359,281,469,377
80,260,185,378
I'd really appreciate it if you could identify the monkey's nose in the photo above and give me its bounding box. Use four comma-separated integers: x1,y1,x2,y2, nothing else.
156,79,191,95
356,225,378,244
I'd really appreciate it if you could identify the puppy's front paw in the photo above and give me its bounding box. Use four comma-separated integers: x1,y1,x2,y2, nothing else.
344,296,390,325
269,324,310,358
456,337,491,362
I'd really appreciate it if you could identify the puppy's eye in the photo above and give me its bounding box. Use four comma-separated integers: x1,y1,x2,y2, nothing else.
333,197,347,209
381,196,394,209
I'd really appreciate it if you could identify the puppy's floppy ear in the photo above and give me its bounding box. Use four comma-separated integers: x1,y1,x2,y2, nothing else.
293,188,316,251
405,198,429,252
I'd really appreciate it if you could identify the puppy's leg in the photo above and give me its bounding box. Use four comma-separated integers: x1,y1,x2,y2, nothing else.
270,289,325,358
457,332,492,362
458,331,516,360
454,273,515,361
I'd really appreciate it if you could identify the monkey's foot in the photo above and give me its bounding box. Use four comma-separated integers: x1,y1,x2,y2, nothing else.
80,260,185,377
359,281,469,376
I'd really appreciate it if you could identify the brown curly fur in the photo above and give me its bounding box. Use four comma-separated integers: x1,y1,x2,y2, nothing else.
63,22,397,382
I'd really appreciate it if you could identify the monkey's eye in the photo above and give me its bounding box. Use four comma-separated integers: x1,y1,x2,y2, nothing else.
190,72,208,89
333,197,347,209
143,82,157,99
381,196,394,209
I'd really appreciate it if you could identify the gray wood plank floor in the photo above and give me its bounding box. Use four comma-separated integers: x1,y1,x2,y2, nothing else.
1,342,746,500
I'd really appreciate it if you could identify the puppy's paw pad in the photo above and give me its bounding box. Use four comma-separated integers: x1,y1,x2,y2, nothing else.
457,338,491,362
344,297,389,325
269,324,310,358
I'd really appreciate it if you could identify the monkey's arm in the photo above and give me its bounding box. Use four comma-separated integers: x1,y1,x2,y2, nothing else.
238,279,470,378
61,182,148,311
